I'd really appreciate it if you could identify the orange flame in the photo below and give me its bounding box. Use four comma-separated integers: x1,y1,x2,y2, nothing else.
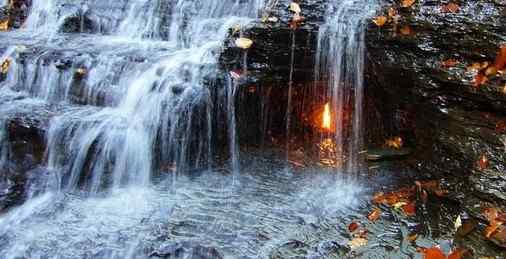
322,103,331,130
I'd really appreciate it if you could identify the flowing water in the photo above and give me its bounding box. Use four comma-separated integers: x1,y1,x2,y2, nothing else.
0,0,387,258
314,0,377,173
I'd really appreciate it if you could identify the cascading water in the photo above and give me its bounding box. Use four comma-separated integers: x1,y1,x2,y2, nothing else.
0,0,378,258
314,0,377,173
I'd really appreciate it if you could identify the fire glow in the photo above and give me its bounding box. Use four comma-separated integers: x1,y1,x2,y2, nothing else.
322,103,332,130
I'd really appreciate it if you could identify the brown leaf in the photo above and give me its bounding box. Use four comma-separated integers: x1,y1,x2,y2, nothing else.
483,207,499,222
400,25,413,36
478,154,489,170
348,222,360,232
456,219,477,237
1,59,10,74
489,225,506,248
484,220,502,238
495,45,506,70
368,208,381,221
496,121,506,133
388,7,398,18
0,20,8,31
485,66,498,76
442,3,460,13
348,237,368,250
441,59,459,68
373,16,387,27
407,234,418,242
402,202,416,216
401,0,416,8
473,72,487,87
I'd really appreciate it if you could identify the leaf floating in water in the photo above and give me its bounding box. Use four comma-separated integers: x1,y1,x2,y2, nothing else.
388,7,398,18
368,208,381,222
401,0,416,8
485,66,497,76
348,222,360,232
441,3,460,13
348,237,367,250
372,16,388,27
235,37,253,49
289,2,302,14
229,69,243,80
1,59,11,74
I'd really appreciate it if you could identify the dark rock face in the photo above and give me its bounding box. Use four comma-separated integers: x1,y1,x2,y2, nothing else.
365,0,506,213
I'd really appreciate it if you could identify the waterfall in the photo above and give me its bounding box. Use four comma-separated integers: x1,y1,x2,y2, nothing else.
0,0,265,194
314,0,377,173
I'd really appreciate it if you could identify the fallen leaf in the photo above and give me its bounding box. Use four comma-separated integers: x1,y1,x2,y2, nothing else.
229,69,243,80
489,225,506,248
348,237,368,250
368,208,381,221
454,215,462,231
388,7,398,18
456,219,477,237
441,59,459,68
484,220,502,238
401,0,416,8
0,20,8,31
473,72,487,87
495,121,506,133
503,84,506,95
402,202,416,216
400,25,413,36
292,13,305,23
289,2,302,14
235,37,253,49
495,45,506,70
385,136,403,149
407,234,418,242
1,59,11,74
348,222,360,232
422,246,446,259
372,16,387,27
477,154,489,170
393,201,408,210
467,62,482,72
485,66,497,76
483,207,499,222
442,3,460,13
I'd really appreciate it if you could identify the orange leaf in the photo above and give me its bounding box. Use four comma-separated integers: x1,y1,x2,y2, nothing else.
442,3,460,13
400,25,413,36
348,222,360,232
485,220,502,238
441,59,459,68
402,202,416,216
373,16,387,27
402,0,416,8
388,7,398,18
495,45,506,70
422,247,446,259
473,72,487,87
483,207,499,222
368,208,381,221
478,154,489,170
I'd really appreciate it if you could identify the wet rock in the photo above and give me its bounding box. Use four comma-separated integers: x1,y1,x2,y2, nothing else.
364,0,506,218
150,242,223,259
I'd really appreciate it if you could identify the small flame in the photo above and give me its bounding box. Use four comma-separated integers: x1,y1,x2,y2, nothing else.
322,103,331,130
